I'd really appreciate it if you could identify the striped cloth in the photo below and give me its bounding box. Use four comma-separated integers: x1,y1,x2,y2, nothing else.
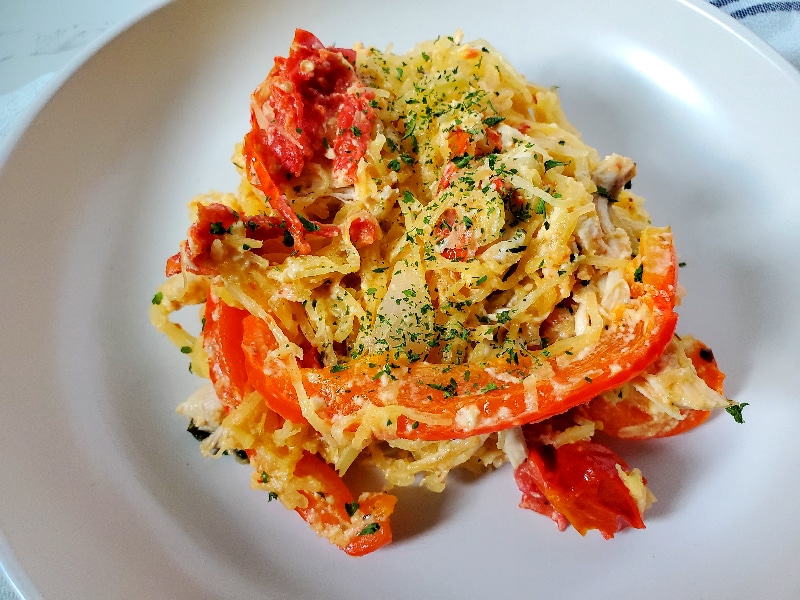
709,0,800,68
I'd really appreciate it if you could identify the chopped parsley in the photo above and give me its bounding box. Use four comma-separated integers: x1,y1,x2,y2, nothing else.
428,378,459,398
345,501,360,517
726,403,749,424
151,292,163,305
358,523,381,536
595,185,614,200
260,471,270,484
633,264,644,283
544,159,565,171
330,364,349,373
483,115,505,127
209,221,230,235
496,310,512,324
180,346,192,354
297,214,320,232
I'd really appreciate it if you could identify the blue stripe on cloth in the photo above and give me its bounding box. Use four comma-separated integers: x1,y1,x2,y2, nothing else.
728,2,800,18
710,0,743,7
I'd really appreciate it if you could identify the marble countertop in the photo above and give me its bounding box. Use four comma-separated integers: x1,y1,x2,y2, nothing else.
0,1,161,95
0,0,163,145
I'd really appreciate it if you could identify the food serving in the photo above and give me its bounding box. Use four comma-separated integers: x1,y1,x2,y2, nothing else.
150,29,744,555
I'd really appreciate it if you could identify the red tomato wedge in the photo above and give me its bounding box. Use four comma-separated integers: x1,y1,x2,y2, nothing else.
514,440,646,539
238,226,679,441
291,452,396,556
577,336,725,440
203,292,251,409
241,314,308,425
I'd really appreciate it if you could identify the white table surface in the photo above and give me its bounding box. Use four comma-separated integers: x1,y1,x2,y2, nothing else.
0,1,797,598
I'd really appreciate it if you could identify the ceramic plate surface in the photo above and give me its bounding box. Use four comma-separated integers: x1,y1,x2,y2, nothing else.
2,1,799,598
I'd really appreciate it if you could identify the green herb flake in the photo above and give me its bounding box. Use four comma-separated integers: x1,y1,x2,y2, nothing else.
387,158,401,171
544,159,566,171
297,214,320,232
358,523,381,536
481,382,498,393
428,378,458,398
151,292,163,305
268,492,278,502
633,264,644,283
453,154,472,168
476,275,487,285
350,125,362,137
180,346,192,354
726,402,749,424
345,501,360,517
260,471,270,484
411,421,420,430
483,115,505,127
595,185,614,200
331,364,349,373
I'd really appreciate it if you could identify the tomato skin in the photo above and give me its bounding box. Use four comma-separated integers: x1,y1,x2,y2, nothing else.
291,452,396,556
348,213,382,249
203,293,251,409
514,440,646,539
684,337,725,395
240,314,309,425
247,29,375,183
165,252,181,277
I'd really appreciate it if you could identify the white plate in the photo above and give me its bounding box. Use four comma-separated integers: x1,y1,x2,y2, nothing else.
2,1,799,598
